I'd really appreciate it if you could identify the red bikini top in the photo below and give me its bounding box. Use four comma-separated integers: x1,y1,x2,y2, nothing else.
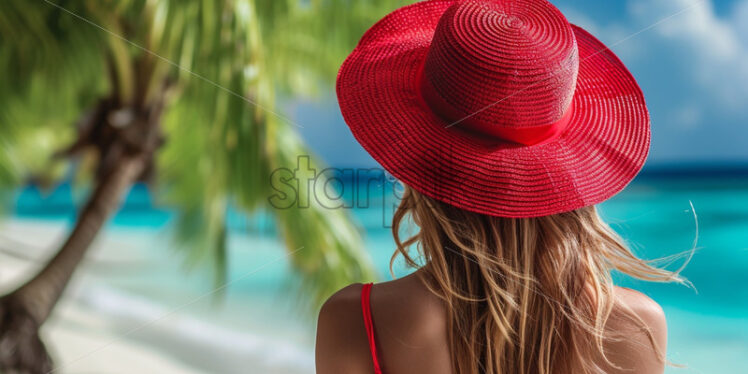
361,283,383,374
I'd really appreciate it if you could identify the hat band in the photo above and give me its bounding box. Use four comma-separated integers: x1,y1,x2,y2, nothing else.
418,67,574,146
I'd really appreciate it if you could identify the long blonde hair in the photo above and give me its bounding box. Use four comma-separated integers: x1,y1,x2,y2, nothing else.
391,186,688,374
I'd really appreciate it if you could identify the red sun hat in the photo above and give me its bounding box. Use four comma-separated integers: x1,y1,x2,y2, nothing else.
337,0,650,218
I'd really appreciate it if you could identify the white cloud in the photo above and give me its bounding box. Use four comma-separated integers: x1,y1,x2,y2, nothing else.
559,0,748,161
566,0,748,111
627,0,748,109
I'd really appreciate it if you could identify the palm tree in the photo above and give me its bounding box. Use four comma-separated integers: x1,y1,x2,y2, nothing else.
0,0,400,371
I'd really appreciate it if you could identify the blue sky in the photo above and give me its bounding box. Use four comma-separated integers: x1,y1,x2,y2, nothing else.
292,0,748,168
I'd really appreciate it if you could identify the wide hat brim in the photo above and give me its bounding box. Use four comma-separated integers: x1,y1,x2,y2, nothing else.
337,0,650,218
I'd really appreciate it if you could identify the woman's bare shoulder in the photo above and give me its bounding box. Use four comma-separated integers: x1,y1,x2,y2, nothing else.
316,275,451,374
600,286,668,374
315,283,371,374
614,286,665,319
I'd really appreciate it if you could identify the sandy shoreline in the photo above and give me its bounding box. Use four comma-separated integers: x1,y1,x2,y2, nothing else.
45,300,207,374
0,219,313,374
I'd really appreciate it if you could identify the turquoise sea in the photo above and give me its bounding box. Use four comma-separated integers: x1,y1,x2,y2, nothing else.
5,172,748,373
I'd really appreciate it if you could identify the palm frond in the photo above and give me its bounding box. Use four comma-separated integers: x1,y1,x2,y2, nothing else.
263,0,404,97
266,116,377,308
154,0,386,308
0,0,109,190
1,0,400,311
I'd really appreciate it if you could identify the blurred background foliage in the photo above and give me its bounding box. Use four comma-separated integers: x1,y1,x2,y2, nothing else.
0,0,403,309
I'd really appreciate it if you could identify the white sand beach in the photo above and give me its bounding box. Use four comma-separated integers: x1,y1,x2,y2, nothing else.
0,219,314,374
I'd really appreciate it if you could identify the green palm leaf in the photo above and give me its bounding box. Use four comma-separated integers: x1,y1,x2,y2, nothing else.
1,0,405,311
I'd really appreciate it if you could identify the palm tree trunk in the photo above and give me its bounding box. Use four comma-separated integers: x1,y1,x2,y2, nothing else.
17,152,148,322
0,150,148,373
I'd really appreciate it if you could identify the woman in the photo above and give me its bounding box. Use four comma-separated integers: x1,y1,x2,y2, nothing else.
317,0,684,373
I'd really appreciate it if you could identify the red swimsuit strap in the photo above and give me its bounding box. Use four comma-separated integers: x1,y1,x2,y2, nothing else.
361,283,383,374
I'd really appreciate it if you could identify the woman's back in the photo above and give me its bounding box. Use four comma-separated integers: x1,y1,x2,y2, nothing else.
316,271,667,374
325,0,684,372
